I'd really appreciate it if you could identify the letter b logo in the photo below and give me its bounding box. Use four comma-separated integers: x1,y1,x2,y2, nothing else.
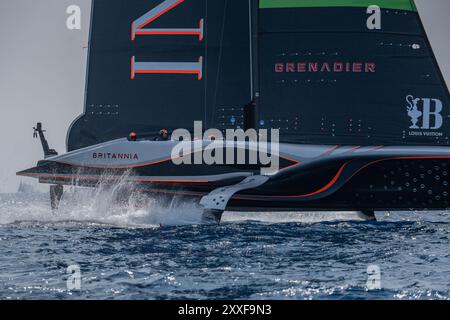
422,98,443,130
407,96,444,130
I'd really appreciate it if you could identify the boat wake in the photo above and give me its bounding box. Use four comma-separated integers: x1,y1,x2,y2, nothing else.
1,186,373,228
0,188,203,228
3,173,382,228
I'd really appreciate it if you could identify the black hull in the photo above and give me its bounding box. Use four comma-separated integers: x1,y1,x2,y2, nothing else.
19,146,450,212
149,158,450,211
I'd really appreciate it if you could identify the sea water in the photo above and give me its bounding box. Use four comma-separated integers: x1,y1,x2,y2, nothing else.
0,187,449,300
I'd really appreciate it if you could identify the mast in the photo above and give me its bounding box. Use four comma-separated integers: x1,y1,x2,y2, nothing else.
251,0,259,102
245,0,259,131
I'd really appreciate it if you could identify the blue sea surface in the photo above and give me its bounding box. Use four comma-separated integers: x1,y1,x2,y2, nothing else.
0,190,449,300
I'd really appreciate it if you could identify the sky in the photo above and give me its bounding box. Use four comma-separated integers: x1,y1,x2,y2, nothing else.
0,0,450,193
0,0,91,192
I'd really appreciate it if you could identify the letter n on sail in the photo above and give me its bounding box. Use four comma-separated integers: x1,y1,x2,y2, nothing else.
131,0,204,41
131,56,203,80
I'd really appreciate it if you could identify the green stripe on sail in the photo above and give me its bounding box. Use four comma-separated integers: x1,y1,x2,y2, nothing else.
259,0,417,11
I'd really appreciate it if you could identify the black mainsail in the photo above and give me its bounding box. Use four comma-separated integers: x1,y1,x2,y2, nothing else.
68,0,450,150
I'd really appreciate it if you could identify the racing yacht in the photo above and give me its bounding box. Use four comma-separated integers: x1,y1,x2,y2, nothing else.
17,0,450,223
